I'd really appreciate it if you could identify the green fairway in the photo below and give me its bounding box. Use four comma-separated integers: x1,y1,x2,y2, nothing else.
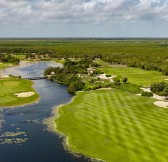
0,78,39,107
100,66,168,86
56,90,168,162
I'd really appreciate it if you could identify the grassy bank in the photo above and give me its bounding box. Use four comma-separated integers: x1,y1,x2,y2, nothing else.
0,63,13,70
0,78,39,108
56,89,168,162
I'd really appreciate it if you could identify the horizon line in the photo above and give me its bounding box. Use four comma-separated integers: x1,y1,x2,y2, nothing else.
0,37,168,40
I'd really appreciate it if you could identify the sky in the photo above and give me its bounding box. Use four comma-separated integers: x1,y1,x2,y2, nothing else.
0,0,168,38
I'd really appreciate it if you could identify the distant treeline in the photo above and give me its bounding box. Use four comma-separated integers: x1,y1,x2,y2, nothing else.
0,40,168,75
102,53,168,75
0,48,55,55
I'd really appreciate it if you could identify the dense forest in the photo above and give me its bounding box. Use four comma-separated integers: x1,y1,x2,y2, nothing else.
0,39,168,74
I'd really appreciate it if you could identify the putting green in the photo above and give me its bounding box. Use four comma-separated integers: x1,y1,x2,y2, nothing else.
0,78,39,107
56,89,168,162
100,66,168,86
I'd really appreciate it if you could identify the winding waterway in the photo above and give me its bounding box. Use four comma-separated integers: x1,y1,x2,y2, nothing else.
0,62,88,162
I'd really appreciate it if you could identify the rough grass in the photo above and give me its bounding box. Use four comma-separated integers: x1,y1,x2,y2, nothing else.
100,66,168,86
56,89,168,162
0,78,39,107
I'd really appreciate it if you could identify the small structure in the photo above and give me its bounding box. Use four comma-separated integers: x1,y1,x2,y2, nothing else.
87,67,96,74
51,71,55,75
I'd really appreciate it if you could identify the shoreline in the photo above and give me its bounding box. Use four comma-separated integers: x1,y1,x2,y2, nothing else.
43,92,104,162
0,95,40,109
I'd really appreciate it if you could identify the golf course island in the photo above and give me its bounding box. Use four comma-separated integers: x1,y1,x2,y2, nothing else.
0,78,39,108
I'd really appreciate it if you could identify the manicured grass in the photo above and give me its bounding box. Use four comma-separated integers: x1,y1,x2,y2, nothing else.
53,58,65,64
56,89,168,162
0,78,39,107
14,54,26,60
0,63,13,70
100,66,168,86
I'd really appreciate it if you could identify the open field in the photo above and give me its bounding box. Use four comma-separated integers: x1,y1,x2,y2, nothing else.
100,66,168,86
0,78,39,107
56,89,168,162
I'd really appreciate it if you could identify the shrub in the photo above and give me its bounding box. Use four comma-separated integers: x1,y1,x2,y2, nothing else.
105,74,111,77
141,91,153,97
122,77,128,84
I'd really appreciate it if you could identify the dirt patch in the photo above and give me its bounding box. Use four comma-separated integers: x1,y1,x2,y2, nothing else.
14,92,35,97
154,101,168,108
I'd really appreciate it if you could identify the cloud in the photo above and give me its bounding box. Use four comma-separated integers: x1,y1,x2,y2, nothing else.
0,0,168,24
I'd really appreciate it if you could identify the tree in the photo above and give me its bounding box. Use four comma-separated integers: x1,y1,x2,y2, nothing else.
67,80,84,94
122,77,128,84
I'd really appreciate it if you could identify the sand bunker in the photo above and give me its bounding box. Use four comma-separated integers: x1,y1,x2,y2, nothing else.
14,92,35,97
141,87,151,92
97,74,116,82
154,101,168,108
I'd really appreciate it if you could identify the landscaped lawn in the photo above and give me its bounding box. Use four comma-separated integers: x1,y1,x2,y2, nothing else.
0,78,39,107
100,66,168,86
56,89,168,162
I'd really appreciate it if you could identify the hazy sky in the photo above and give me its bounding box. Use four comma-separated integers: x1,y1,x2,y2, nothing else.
0,0,168,37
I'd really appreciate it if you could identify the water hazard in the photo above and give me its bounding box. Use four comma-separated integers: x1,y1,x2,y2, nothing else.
0,62,89,162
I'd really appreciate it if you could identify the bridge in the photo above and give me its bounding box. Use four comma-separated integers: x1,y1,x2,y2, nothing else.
23,76,48,80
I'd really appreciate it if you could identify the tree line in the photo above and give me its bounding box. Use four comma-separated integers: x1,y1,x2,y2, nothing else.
0,53,19,64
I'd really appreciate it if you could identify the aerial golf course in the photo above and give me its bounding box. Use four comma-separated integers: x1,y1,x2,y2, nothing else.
1,39,168,161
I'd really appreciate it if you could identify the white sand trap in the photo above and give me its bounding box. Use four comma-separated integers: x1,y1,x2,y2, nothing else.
14,92,35,97
141,87,151,92
154,101,168,108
